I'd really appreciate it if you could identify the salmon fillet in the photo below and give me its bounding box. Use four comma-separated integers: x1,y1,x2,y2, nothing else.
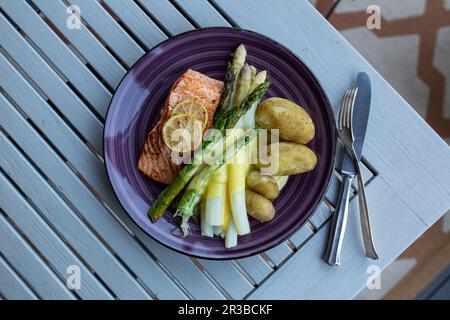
138,69,223,184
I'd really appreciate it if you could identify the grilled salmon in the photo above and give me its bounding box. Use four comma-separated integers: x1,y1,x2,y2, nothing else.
138,69,223,184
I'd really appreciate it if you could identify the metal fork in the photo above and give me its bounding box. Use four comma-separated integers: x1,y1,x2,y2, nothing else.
337,88,379,261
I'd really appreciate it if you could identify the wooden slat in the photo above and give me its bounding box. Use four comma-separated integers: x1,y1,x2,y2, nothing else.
174,0,231,27
289,223,314,248
352,161,374,191
0,94,187,300
0,214,76,300
265,242,293,267
0,67,153,300
197,259,253,299
0,55,108,204
67,0,144,68
0,255,38,300
137,0,194,35
236,255,272,284
102,0,167,50
0,171,114,300
0,132,152,300
0,0,111,116
0,13,104,154
306,174,341,230
31,0,125,88
142,252,224,300
326,173,342,205
308,202,334,230
0,61,223,299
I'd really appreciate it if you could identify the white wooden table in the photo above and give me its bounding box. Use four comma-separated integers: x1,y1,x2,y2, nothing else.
0,0,449,300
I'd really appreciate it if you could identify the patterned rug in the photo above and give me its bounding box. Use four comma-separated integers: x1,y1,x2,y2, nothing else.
310,0,450,299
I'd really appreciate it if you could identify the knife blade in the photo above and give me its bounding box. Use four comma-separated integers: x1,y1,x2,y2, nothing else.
340,72,371,174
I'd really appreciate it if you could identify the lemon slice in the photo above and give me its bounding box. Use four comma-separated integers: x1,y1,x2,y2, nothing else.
170,99,209,130
162,114,203,153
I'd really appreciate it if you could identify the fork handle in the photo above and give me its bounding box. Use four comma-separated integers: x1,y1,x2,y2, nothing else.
354,160,379,260
325,172,354,266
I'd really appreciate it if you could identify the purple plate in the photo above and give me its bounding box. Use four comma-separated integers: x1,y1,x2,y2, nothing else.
104,27,336,259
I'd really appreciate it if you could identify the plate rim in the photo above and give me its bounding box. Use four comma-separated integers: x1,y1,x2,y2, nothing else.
103,26,337,260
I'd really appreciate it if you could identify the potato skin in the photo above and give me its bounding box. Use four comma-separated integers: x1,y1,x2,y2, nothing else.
246,171,279,200
245,189,275,222
257,142,317,176
256,97,315,144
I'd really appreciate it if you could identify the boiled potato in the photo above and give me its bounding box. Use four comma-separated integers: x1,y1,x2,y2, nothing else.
256,97,315,144
246,171,279,200
245,189,275,222
257,142,317,176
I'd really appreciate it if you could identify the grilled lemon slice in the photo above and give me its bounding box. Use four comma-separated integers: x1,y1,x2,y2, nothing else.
170,99,209,130
162,114,203,153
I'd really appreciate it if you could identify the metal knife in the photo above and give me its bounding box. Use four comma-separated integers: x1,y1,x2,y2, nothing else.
351,73,379,260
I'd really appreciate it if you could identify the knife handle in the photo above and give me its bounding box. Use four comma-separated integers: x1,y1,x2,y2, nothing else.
354,161,379,260
325,172,354,266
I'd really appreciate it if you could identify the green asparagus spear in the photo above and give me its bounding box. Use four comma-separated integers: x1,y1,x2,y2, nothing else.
148,80,270,222
232,44,246,73
214,80,270,134
214,45,246,121
242,70,268,128
234,63,252,108
177,129,258,236
214,64,235,122
250,70,267,93
250,65,257,84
